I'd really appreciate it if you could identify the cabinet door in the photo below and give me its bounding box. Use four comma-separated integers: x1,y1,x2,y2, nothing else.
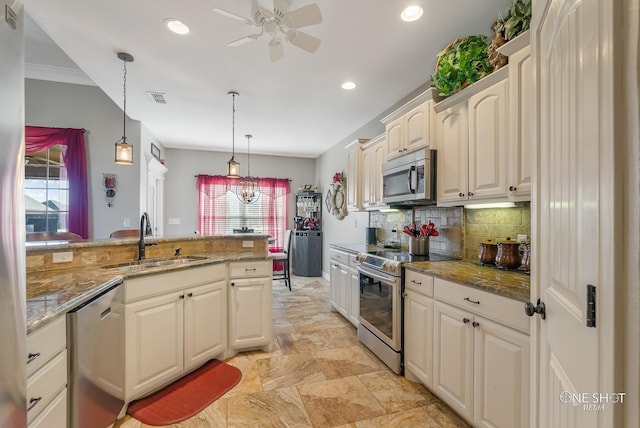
468,78,508,200
508,46,532,198
371,142,387,207
228,276,273,349
184,280,227,371
125,292,183,400
405,101,431,153
346,143,362,210
433,301,474,423
337,263,350,319
329,262,340,309
361,147,374,208
474,317,529,428
385,117,403,158
404,290,433,388
349,268,360,327
29,388,67,428
435,103,469,205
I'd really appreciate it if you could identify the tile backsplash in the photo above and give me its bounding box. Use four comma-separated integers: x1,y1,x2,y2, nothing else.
369,202,531,262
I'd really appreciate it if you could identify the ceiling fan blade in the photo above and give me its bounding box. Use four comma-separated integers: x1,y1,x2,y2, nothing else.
227,34,260,47
212,7,253,25
283,3,322,28
286,30,321,53
269,38,284,62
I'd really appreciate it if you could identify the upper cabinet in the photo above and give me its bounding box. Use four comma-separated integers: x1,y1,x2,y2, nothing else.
345,138,369,211
361,134,388,210
433,31,532,206
381,90,433,161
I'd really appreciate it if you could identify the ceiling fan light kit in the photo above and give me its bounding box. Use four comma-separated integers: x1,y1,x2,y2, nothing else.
213,0,322,62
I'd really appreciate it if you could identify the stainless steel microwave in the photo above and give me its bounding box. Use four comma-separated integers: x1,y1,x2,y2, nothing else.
381,149,437,205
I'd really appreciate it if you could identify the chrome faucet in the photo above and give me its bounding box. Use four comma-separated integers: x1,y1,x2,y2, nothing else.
138,212,156,260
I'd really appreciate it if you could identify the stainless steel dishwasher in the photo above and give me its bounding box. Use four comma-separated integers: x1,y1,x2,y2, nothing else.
67,282,125,428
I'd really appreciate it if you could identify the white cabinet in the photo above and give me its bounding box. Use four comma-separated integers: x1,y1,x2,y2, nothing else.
26,316,67,427
432,278,529,427
403,269,434,388
228,260,273,350
361,134,388,210
345,138,369,211
382,91,433,161
124,264,227,401
500,35,532,199
329,249,359,327
434,68,509,206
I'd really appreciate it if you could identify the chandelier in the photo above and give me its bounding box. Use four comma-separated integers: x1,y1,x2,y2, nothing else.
236,134,260,204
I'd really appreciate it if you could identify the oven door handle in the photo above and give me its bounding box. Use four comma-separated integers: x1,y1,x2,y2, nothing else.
357,264,398,285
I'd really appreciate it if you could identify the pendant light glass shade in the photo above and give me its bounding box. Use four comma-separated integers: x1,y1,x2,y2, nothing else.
226,91,240,178
115,52,134,165
236,134,260,204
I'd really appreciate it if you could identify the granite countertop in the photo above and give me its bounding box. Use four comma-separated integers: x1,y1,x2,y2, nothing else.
26,250,269,333
404,260,530,302
329,242,530,302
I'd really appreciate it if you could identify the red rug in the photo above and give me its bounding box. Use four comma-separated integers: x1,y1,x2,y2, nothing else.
127,359,242,425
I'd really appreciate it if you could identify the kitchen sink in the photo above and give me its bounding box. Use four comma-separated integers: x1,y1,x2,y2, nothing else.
102,256,210,272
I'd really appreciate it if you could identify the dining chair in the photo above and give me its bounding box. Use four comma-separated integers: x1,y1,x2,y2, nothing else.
109,229,140,238
26,231,83,241
271,230,292,291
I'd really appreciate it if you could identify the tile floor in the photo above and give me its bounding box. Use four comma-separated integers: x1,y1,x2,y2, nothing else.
116,276,470,427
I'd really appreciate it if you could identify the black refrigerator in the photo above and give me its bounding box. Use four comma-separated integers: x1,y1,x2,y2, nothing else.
292,191,322,277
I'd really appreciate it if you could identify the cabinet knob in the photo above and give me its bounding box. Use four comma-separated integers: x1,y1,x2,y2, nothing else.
468,192,474,197
472,321,480,328
231,282,235,287
187,292,193,297
524,299,546,319
402,292,408,298
509,186,517,192
459,192,465,198
463,317,470,324
179,294,185,299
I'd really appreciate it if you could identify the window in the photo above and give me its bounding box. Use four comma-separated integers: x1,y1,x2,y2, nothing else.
197,175,290,250
25,145,69,233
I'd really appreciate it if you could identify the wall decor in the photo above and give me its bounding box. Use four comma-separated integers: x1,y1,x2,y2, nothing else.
151,143,161,161
103,173,117,207
327,172,347,220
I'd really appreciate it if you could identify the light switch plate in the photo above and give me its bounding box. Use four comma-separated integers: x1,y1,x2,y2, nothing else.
242,241,254,248
52,252,73,263
517,234,528,243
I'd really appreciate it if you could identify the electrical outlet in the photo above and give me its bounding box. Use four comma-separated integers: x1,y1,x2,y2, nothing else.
354,219,358,228
242,241,254,248
168,218,180,225
123,218,131,227
52,252,73,263
517,234,528,243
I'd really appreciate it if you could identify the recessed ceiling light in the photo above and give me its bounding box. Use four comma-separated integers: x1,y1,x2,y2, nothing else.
401,5,424,22
164,19,190,35
341,81,356,90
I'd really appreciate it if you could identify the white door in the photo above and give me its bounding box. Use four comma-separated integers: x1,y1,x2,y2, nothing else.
533,0,616,426
229,277,273,349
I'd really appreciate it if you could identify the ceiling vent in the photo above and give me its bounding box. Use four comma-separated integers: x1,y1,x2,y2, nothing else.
146,91,167,104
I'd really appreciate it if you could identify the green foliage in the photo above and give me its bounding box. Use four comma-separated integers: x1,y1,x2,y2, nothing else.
495,0,532,41
430,35,492,98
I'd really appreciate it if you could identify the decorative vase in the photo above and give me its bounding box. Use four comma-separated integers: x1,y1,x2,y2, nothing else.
409,237,429,256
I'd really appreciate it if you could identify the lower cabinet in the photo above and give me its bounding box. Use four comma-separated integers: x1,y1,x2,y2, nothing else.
329,248,359,327
404,273,530,428
124,264,227,402
26,316,67,428
228,260,273,350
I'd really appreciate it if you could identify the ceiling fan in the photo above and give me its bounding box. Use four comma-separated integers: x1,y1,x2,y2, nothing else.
213,0,323,62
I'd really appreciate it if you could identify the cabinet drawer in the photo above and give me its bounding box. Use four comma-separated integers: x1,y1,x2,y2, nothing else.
404,269,434,296
329,249,349,265
228,260,271,278
28,388,67,428
125,263,226,302
26,316,66,377
26,350,67,424
434,278,528,333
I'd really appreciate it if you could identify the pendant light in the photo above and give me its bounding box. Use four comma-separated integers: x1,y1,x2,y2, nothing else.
115,52,134,165
236,134,260,204
226,91,240,178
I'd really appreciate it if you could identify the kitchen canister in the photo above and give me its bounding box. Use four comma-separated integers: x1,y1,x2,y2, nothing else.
478,239,498,265
495,237,521,269
409,237,429,255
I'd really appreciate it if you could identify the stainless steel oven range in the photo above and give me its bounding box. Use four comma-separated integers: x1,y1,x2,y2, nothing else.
356,252,404,374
